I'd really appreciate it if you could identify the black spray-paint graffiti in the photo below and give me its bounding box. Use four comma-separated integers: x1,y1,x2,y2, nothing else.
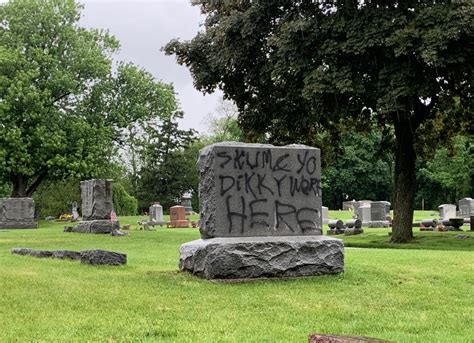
217,148,322,234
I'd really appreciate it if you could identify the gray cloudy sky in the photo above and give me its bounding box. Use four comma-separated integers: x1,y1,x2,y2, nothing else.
79,0,221,134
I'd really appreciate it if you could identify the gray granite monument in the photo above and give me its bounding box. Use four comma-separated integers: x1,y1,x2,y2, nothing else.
458,198,474,218
369,201,390,227
179,142,344,279
70,179,119,233
181,194,194,214
439,204,457,219
0,198,38,229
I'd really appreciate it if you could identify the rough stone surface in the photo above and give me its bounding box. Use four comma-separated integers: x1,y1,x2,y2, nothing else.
11,247,33,255
308,333,390,342
179,236,343,280
198,142,322,238
70,220,119,234
80,249,127,265
52,250,81,260
367,221,390,228
357,205,371,225
110,230,128,237
80,179,114,220
370,202,387,222
0,198,38,229
344,228,364,236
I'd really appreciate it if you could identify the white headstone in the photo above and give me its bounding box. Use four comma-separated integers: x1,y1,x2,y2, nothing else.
458,198,474,218
358,205,371,225
149,203,164,223
321,206,329,224
438,204,456,219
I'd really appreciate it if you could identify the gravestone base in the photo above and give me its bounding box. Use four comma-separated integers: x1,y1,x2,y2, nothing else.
70,220,119,234
179,236,344,280
366,221,390,228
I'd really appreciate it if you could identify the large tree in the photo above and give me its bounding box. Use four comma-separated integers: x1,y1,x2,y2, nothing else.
165,1,473,242
0,0,175,199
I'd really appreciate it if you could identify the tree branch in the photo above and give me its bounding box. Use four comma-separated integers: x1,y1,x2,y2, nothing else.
26,172,48,197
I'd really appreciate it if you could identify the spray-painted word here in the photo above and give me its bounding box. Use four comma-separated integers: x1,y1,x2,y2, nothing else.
198,143,323,238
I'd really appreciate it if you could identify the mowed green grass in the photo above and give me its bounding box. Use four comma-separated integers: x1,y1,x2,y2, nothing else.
0,213,473,342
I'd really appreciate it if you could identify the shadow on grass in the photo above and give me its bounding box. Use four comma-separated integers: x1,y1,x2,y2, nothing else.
343,231,474,251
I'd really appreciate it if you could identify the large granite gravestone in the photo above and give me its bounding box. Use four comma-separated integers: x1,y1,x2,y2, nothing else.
0,198,38,229
369,201,390,227
357,205,371,226
458,198,474,218
439,204,456,219
179,142,344,279
70,179,119,233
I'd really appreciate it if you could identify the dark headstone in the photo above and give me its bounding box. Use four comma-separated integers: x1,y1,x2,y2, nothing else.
71,220,119,234
80,179,114,220
0,198,38,229
80,249,127,265
11,247,33,255
180,142,344,280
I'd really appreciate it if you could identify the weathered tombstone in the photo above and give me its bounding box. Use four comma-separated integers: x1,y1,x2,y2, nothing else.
357,204,371,226
149,202,165,224
0,198,38,229
181,194,194,214
381,201,391,214
70,179,119,233
71,201,79,221
438,204,456,219
369,201,390,227
458,198,474,218
321,206,329,224
342,200,356,211
168,205,189,228
179,142,344,280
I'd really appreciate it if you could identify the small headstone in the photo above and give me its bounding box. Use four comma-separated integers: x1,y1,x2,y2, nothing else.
179,142,343,279
438,204,456,220
342,200,356,211
168,205,189,228
0,198,38,229
149,202,165,224
181,194,194,214
357,205,371,226
321,206,329,224
80,249,127,265
71,201,79,221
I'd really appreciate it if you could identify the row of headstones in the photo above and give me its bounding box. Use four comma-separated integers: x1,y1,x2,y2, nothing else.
328,200,391,227
439,198,474,220
2,143,345,281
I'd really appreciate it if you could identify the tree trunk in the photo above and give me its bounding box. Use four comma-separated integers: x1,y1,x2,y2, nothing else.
10,173,28,198
391,116,417,243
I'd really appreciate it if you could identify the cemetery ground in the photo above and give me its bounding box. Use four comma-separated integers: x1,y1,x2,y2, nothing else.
0,212,472,342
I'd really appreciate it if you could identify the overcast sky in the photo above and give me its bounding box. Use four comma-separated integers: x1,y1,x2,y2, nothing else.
78,0,222,134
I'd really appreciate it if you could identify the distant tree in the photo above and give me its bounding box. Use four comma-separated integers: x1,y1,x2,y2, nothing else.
323,130,393,209
165,1,473,242
0,0,175,200
136,111,196,211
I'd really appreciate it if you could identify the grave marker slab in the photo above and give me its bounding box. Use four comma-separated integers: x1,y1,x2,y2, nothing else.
458,198,474,218
180,142,343,280
439,204,456,219
0,198,38,229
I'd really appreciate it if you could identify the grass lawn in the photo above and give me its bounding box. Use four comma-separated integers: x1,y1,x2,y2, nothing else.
0,213,473,342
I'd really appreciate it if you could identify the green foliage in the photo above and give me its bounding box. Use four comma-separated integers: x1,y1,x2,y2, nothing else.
136,111,197,211
165,1,473,242
323,130,393,209
33,178,80,217
416,135,474,208
113,182,138,216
